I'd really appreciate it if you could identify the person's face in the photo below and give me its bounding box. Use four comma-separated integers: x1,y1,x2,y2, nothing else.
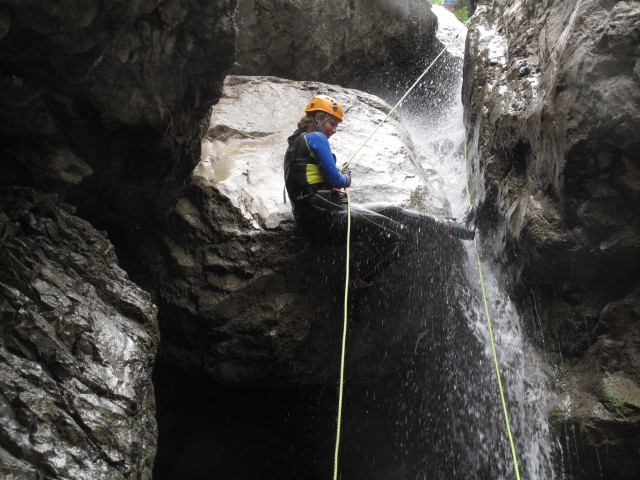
316,113,341,139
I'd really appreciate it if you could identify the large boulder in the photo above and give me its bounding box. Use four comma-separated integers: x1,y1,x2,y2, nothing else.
125,76,515,480
0,186,159,480
119,75,461,386
464,1,640,478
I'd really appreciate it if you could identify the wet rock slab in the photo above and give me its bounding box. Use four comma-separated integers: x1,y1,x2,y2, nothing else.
122,75,462,387
0,186,159,480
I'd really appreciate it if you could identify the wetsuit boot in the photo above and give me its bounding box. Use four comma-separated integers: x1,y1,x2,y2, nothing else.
441,205,477,240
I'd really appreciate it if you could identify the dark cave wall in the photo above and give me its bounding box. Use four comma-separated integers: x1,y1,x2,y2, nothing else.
0,1,238,478
235,0,438,83
0,1,454,477
233,0,464,103
0,0,237,223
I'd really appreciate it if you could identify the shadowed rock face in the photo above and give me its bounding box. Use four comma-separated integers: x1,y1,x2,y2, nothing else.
0,0,461,476
125,76,480,479
0,0,237,222
0,1,237,478
0,186,159,479
464,1,640,478
234,0,455,99
0,0,483,476
236,0,437,77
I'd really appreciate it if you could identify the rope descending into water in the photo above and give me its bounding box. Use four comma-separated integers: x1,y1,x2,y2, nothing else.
333,190,351,480
464,135,521,480
333,21,521,480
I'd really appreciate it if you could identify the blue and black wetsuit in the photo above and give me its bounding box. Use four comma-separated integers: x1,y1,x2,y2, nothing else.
284,129,349,197
284,128,445,282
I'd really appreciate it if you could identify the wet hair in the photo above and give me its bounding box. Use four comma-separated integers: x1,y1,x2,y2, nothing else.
297,114,314,130
297,111,328,130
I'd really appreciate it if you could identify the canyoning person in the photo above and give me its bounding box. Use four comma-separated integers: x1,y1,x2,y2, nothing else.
442,0,460,14
283,94,476,288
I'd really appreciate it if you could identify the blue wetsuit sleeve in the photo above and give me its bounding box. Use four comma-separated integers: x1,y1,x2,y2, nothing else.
305,132,348,188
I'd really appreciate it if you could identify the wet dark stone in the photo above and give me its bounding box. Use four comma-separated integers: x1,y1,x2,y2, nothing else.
464,1,640,478
0,186,159,479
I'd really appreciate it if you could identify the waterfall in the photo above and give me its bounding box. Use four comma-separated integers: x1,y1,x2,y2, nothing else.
398,6,562,479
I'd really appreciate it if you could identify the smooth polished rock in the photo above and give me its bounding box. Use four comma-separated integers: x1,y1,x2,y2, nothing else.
124,75,462,387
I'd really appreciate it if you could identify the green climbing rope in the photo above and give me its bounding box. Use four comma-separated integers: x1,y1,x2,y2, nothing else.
333,190,351,480
332,22,521,480
464,134,522,480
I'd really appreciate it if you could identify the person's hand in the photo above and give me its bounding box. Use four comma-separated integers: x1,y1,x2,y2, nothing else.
342,168,352,188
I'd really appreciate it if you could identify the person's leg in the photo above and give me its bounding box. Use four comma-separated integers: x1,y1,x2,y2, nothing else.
300,194,475,284
332,203,410,284
359,202,476,240
298,194,406,284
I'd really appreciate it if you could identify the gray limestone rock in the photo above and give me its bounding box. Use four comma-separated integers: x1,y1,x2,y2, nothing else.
234,0,456,99
235,0,437,77
125,75,462,387
0,186,159,480
0,0,237,222
464,1,640,477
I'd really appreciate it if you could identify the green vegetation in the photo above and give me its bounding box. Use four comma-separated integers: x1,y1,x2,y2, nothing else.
427,0,470,22
601,376,623,415
455,6,469,22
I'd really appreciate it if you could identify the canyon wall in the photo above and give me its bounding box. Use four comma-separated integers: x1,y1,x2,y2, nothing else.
0,1,237,478
0,1,454,477
464,1,640,478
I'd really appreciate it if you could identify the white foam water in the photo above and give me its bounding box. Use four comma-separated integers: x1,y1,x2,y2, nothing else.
401,6,562,478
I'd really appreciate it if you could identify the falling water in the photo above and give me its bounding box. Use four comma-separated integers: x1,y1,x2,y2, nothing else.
154,8,567,479
398,6,562,479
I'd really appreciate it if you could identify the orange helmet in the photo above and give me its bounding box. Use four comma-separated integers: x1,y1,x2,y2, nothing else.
304,95,343,121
